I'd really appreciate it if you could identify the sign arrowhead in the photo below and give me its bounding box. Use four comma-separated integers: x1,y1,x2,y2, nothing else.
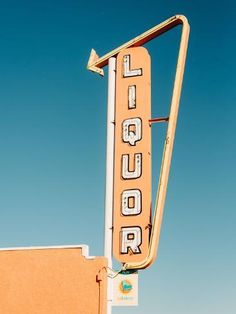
87,49,104,76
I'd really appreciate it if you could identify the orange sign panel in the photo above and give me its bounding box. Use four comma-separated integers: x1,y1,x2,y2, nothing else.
113,47,152,263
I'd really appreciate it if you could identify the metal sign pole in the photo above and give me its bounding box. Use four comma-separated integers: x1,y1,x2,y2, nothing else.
104,57,116,314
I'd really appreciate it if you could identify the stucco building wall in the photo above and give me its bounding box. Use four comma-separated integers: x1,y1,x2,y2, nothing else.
0,245,107,314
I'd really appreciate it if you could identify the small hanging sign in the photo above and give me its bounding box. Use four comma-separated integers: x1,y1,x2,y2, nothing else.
112,271,139,306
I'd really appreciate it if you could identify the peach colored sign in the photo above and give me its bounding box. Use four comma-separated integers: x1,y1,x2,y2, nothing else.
113,47,151,264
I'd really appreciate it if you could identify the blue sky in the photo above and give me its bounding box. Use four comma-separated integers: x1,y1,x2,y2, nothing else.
0,1,235,313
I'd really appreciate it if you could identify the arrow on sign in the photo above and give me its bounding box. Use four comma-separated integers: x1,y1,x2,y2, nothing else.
87,15,189,76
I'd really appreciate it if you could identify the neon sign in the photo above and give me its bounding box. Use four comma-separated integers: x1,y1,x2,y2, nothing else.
113,47,152,264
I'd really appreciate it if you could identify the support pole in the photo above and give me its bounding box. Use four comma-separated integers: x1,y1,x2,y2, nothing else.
104,57,116,314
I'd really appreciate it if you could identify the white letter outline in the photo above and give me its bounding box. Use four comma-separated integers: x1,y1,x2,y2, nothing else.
123,55,142,77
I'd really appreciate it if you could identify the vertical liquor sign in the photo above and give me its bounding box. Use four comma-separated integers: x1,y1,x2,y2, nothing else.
87,15,190,306
113,47,151,264
88,14,190,313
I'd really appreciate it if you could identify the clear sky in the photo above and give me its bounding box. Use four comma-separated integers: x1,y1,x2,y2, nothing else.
0,1,235,313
